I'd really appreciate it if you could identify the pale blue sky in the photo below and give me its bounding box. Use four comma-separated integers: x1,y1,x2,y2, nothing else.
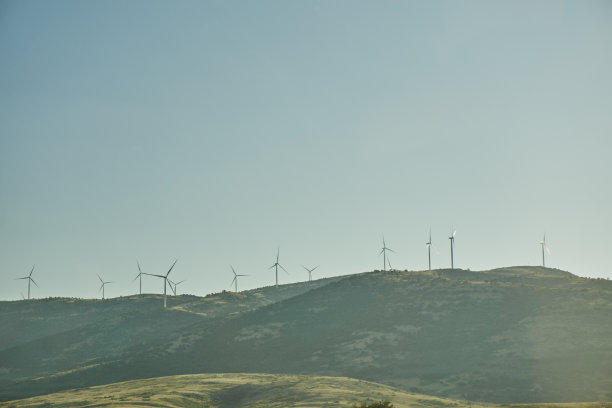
1,0,611,300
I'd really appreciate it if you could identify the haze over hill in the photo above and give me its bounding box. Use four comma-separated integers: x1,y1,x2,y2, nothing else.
1,266,611,404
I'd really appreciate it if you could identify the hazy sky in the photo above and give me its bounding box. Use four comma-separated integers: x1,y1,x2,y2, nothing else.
1,0,611,300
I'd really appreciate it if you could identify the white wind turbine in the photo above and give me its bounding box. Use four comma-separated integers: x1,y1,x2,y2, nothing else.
379,236,395,271
539,234,551,267
302,265,318,282
98,275,112,300
426,229,433,271
16,265,38,300
269,248,288,287
230,265,248,292
169,279,186,295
133,261,144,295
449,229,456,270
144,259,178,308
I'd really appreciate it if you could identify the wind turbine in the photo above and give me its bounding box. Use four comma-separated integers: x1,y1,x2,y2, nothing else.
98,275,112,300
269,248,288,287
230,265,248,292
426,230,433,271
302,265,318,282
449,229,456,270
379,236,395,271
133,261,144,295
144,259,178,308
169,279,186,295
16,265,38,300
539,234,551,267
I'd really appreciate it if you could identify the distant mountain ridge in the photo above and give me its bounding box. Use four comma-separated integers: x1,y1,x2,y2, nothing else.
0,266,610,403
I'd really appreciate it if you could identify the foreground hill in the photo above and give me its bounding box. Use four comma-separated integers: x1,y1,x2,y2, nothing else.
2,373,609,408
0,373,504,408
1,267,611,403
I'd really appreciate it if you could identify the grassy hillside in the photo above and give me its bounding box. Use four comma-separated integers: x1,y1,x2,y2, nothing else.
0,277,340,384
0,373,499,408
1,267,611,404
2,373,609,408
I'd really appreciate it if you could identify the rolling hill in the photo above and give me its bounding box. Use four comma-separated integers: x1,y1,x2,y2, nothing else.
1,267,611,404
0,373,497,408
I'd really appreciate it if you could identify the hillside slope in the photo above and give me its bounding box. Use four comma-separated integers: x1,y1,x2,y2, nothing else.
0,373,496,408
1,267,611,403
0,277,341,385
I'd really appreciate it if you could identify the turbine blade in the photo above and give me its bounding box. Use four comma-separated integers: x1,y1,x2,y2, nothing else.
546,245,551,255
30,278,39,287
231,277,236,285
166,259,178,277
279,264,289,274
29,265,35,277
268,264,276,270
388,248,396,253
98,275,103,283
144,273,165,278
137,261,142,274
230,265,236,276
311,265,319,272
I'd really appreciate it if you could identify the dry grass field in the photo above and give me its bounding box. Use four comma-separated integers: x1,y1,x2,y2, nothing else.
0,373,500,408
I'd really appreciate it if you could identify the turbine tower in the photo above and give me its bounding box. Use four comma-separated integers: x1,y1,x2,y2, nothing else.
379,236,395,271
539,234,551,267
230,265,248,292
133,261,144,295
426,230,432,271
269,248,288,287
17,265,38,300
302,265,318,282
98,275,112,300
144,259,178,308
449,230,456,270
